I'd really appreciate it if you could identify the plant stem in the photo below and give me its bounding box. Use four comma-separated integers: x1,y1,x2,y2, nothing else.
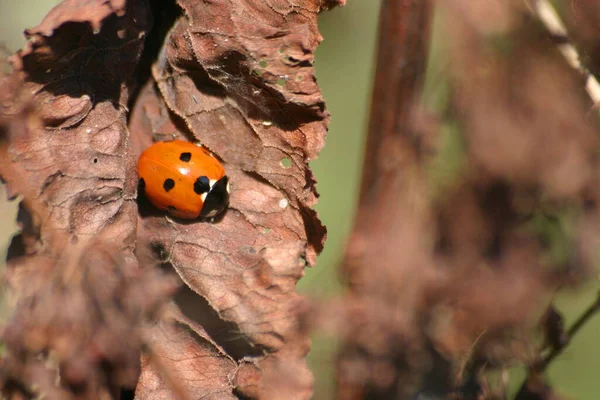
537,291,600,372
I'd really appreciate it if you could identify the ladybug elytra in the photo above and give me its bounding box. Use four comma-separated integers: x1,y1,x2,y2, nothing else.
137,140,230,219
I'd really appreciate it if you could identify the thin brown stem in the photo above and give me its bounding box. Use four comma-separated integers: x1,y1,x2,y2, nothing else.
537,291,600,371
515,291,600,399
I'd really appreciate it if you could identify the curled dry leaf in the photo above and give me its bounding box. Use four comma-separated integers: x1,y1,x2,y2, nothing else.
151,0,328,262
0,0,176,398
0,0,334,397
1,0,150,259
137,305,237,400
131,0,331,397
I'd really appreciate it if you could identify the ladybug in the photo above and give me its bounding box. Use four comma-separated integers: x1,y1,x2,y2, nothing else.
137,140,230,220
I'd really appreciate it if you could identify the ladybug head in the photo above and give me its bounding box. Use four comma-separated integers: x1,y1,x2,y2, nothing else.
200,175,230,218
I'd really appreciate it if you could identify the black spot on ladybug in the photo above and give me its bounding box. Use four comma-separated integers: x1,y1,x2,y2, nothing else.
167,205,177,212
179,152,192,162
138,178,146,194
194,175,210,194
163,178,175,192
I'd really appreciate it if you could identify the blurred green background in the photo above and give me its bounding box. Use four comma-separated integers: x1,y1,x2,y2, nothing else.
2,1,600,399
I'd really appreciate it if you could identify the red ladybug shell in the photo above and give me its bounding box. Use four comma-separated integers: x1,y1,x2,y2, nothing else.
137,140,230,219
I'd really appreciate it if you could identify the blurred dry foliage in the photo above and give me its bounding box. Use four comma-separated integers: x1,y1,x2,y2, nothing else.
2,0,600,399
0,0,340,398
302,0,600,399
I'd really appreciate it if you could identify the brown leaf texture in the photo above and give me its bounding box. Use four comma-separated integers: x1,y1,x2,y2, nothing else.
1,0,150,259
128,0,329,398
0,0,166,397
150,0,328,263
136,306,237,400
1,0,331,398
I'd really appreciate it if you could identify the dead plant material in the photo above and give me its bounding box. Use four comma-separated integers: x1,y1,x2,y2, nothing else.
0,0,335,398
320,1,600,399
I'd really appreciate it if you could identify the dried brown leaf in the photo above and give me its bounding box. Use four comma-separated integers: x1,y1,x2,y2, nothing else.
150,0,328,261
136,306,237,400
129,0,331,398
1,0,149,259
0,0,163,398
0,0,334,397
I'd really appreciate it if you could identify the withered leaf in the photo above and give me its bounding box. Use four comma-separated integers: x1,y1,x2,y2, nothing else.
131,0,332,397
0,0,156,398
136,306,237,400
1,0,336,397
1,0,149,257
151,0,328,261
